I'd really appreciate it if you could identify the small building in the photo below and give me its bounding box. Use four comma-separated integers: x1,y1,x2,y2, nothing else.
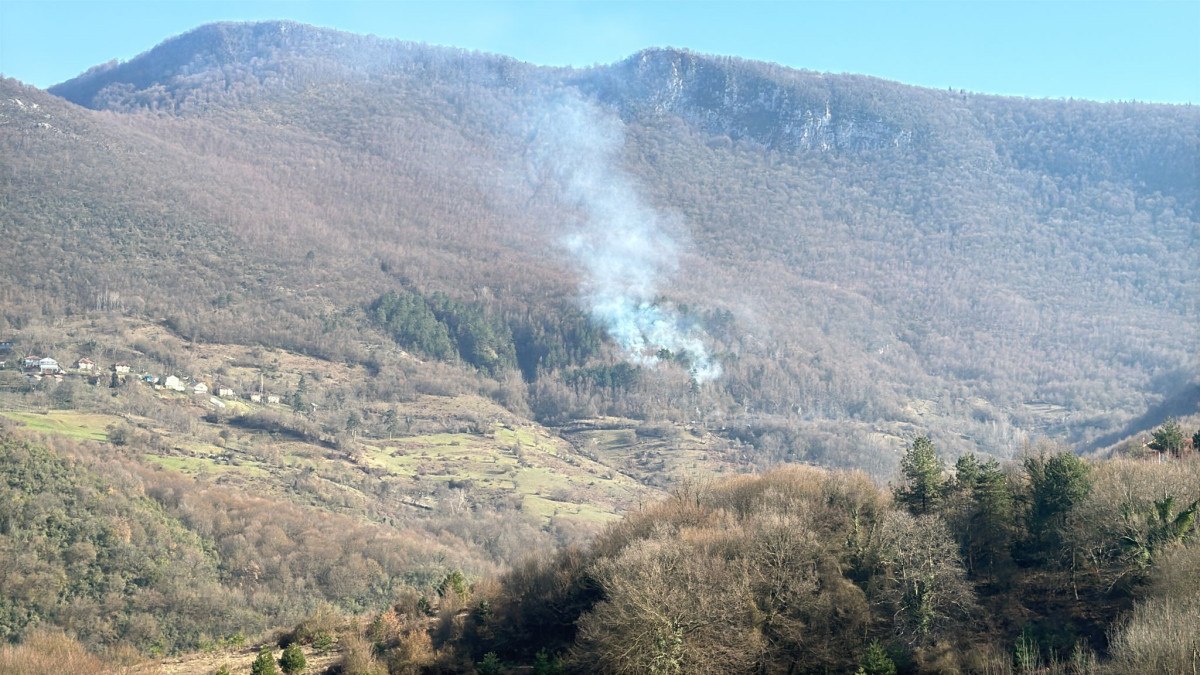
74,357,95,371
248,393,262,403
266,394,281,405
0,341,13,353
192,382,209,395
113,363,131,374
38,357,60,374
24,355,41,369
218,387,235,398
163,375,185,392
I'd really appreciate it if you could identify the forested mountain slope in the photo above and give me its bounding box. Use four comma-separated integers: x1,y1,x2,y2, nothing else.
1,19,1198,671
3,20,1195,473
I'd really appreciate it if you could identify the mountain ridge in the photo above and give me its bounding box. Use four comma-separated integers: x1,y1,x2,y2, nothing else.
53,21,1200,109
49,21,538,113
49,21,1196,213
5,20,1197,472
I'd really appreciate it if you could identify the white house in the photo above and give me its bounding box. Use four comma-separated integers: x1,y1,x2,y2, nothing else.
192,382,209,395
74,357,95,371
218,387,235,398
113,363,131,374
266,394,281,405
163,375,185,392
248,393,262,403
38,357,60,374
23,355,41,369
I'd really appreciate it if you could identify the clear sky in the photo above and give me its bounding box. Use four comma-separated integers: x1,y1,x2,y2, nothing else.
1,0,1197,104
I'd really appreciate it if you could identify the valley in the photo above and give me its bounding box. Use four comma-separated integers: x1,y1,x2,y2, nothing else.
0,18,1196,674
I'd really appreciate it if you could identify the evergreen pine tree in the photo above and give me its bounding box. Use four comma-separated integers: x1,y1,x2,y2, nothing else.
897,436,946,515
279,642,306,674
251,647,278,675
1150,417,1185,457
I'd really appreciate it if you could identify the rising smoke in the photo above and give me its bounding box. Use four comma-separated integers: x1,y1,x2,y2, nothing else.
525,91,721,383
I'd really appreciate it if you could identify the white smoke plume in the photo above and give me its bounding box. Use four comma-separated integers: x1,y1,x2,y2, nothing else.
526,92,721,383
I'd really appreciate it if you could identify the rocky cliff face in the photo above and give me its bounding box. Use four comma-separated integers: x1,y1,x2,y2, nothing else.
578,48,913,153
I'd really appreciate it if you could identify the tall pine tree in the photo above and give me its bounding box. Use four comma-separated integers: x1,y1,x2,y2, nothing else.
897,436,946,515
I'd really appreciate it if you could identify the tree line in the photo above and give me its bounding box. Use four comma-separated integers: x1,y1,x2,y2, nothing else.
373,436,1199,674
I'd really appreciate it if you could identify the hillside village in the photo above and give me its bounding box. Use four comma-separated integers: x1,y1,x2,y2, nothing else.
0,338,282,405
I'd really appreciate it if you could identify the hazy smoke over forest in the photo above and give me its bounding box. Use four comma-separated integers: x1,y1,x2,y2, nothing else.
525,92,721,382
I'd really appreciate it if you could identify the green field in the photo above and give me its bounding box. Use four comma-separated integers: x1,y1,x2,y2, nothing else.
350,427,647,523
143,453,271,478
0,404,656,526
1,411,124,442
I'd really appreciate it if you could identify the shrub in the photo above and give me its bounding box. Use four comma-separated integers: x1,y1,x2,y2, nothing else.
857,640,897,675
251,647,278,675
1107,594,1200,673
0,629,111,675
279,643,306,674
311,632,334,653
476,652,503,675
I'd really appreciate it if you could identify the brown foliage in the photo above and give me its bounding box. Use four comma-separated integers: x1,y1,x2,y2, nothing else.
335,633,386,675
476,466,893,673
575,533,763,674
1106,594,1200,674
0,628,149,675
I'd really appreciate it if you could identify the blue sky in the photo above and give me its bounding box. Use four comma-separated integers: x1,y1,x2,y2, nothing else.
1,1,1197,103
